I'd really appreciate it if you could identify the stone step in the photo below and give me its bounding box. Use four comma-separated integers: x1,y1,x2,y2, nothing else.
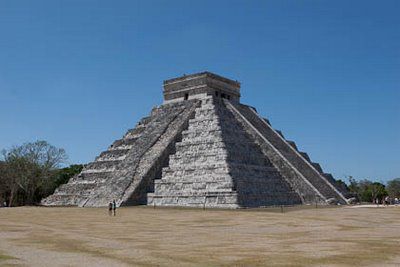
123,126,146,139
161,166,231,178
148,192,239,208
238,191,300,199
96,149,130,161
177,136,226,145
181,129,224,140
84,160,120,172
262,117,271,125
166,161,231,171
158,170,287,186
138,116,152,125
287,140,298,150
186,122,247,135
110,137,139,149
174,140,264,155
235,180,295,193
177,136,259,146
168,153,227,165
154,181,235,192
82,167,116,174
323,173,335,182
149,190,238,198
169,152,271,167
172,146,270,159
55,182,101,196
172,147,226,157
158,174,233,183
191,113,220,122
187,118,220,129
275,130,284,138
311,162,323,173
229,165,280,174
175,140,226,150
77,171,111,182
299,152,311,162
158,176,287,189
164,162,277,175
237,192,302,207
41,194,88,207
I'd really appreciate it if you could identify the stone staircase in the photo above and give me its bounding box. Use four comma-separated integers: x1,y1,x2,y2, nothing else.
149,96,302,208
42,100,200,207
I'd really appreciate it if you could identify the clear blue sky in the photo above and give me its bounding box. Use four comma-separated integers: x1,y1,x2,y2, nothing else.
0,0,399,183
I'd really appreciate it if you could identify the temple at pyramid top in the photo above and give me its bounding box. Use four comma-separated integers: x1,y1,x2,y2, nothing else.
163,71,241,103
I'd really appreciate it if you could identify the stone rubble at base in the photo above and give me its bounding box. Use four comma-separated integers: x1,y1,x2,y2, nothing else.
42,72,351,208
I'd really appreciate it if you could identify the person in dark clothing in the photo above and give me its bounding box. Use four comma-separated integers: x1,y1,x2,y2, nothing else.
112,200,117,216
108,202,112,216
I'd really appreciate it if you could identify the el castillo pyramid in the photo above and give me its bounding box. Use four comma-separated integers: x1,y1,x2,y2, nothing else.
42,72,350,208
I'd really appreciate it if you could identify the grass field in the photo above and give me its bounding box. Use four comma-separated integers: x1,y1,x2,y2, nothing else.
0,205,399,266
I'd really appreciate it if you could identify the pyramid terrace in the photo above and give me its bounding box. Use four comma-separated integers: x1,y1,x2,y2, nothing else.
43,72,350,208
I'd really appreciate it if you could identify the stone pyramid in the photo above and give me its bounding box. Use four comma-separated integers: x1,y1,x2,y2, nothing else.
42,72,350,208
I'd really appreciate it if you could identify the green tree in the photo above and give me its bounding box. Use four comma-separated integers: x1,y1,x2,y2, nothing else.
357,180,387,202
345,177,388,203
0,141,68,206
51,164,84,190
347,176,359,194
386,178,400,198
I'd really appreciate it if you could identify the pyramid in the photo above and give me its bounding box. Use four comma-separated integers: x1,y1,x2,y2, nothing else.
42,72,350,208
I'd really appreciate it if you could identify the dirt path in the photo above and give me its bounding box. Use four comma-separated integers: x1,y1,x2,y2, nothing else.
0,206,399,266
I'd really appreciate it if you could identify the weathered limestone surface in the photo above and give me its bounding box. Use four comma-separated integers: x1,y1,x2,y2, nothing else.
42,100,200,207
43,71,350,208
226,101,348,204
149,96,302,208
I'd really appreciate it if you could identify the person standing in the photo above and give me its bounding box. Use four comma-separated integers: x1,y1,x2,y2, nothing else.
385,196,390,206
112,200,117,216
108,202,112,216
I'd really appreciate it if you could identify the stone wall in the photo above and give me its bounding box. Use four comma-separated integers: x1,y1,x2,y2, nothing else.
163,72,241,104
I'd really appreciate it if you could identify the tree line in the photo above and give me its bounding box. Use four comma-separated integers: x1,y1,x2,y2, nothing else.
346,176,400,203
0,141,82,207
1,140,399,206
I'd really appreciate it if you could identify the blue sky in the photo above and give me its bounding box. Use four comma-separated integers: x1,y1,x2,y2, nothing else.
0,0,399,182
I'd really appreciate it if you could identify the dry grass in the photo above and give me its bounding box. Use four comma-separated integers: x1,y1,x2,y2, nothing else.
0,205,399,266
0,253,15,261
